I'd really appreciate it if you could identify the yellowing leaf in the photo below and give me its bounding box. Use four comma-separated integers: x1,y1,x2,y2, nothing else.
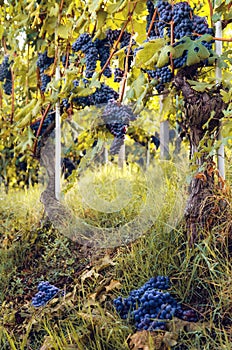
81,268,100,282
135,39,165,69
107,0,127,14
96,10,107,31
105,279,121,292
94,255,115,272
57,24,71,39
187,80,216,92
156,46,174,68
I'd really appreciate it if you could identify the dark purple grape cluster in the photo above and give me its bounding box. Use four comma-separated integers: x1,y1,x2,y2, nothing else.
62,98,70,109
151,132,160,149
62,157,76,179
113,276,199,331
30,111,55,136
41,73,51,92
156,0,172,38
192,15,209,35
0,55,12,95
142,1,215,87
73,83,118,107
114,68,124,82
3,70,12,95
101,100,137,154
147,66,173,93
0,55,10,81
37,51,54,71
173,2,193,39
106,29,121,45
95,38,112,78
72,33,98,78
102,100,137,131
37,51,54,92
106,29,134,65
32,281,62,307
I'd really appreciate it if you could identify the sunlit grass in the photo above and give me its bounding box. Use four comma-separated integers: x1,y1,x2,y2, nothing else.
0,157,231,349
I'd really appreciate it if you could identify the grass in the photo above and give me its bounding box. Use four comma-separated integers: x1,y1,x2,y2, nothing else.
0,158,231,349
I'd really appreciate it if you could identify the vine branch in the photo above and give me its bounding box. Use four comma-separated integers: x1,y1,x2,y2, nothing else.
33,103,51,156
10,67,14,124
119,34,134,103
147,7,157,38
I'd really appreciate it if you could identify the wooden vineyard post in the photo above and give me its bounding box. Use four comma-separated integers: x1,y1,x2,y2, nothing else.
215,20,225,179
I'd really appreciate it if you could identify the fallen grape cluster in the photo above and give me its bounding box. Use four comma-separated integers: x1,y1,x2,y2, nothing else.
32,281,63,307
113,276,199,331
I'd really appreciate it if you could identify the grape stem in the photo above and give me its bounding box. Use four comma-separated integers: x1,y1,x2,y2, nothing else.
33,103,51,156
26,44,30,104
10,66,14,124
119,34,134,103
207,0,213,28
37,67,44,99
99,1,138,79
147,7,158,38
0,88,2,110
193,32,232,42
52,0,65,75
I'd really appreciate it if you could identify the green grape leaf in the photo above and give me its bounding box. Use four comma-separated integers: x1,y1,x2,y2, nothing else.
220,89,232,104
15,99,38,123
187,80,216,92
107,0,127,14
126,73,147,100
57,23,72,39
161,94,175,120
156,45,174,68
135,39,165,69
88,0,103,12
73,87,95,97
96,10,108,32
212,13,221,22
49,3,59,17
172,35,212,66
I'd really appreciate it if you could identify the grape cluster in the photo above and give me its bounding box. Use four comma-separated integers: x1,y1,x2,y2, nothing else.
173,2,193,39
32,281,62,307
113,276,199,331
37,51,54,92
3,70,12,95
0,55,10,81
95,38,112,78
147,66,173,93
102,100,137,154
72,33,98,78
143,1,215,91
73,83,118,107
30,111,55,136
114,68,124,83
192,15,214,51
62,157,76,179
156,0,172,38
0,55,12,95
106,29,121,45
